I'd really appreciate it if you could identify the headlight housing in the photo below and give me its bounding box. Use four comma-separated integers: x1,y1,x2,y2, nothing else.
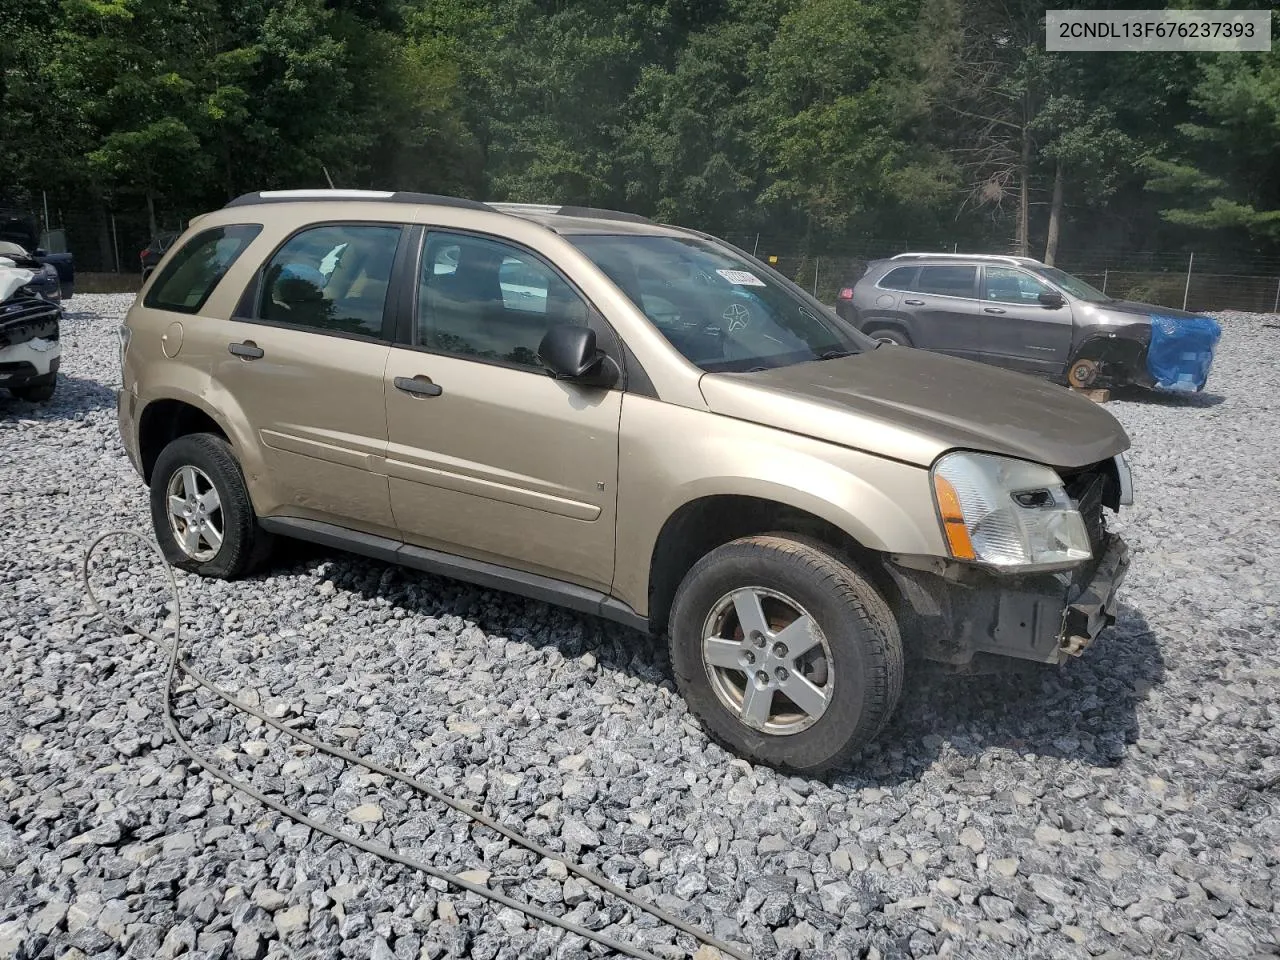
931,452,1091,570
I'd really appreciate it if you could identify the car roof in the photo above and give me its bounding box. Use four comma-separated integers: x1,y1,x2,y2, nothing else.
219,190,697,240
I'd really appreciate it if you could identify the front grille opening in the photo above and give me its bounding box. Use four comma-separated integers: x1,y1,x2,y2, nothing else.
1061,468,1108,554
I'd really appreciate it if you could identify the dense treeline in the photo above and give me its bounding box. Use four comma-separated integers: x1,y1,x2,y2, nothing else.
1,0,1277,264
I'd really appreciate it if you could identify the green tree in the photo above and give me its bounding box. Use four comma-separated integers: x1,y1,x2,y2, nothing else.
1145,49,1280,240
756,0,955,247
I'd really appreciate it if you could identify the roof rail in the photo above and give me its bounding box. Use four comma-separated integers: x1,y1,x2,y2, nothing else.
487,202,653,225
890,252,1042,267
223,189,490,211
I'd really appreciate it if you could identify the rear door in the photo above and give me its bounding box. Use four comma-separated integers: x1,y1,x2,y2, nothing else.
203,221,404,535
383,228,622,592
978,266,1074,375
904,264,983,360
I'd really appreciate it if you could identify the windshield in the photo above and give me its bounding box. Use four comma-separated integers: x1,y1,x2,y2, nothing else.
1030,265,1110,302
570,234,866,372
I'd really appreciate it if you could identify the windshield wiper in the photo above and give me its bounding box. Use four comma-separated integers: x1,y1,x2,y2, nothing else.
817,349,855,361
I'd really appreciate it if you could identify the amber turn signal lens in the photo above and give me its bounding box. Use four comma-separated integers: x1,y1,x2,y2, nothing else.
933,474,976,560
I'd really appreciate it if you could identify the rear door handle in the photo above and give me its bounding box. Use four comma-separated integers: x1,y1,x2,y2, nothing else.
983,306,1007,314
903,298,925,306
394,375,443,398
228,341,264,360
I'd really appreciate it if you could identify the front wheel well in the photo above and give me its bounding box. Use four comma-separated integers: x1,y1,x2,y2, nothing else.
861,321,913,344
1069,334,1147,369
137,399,228,484
646,495,891,636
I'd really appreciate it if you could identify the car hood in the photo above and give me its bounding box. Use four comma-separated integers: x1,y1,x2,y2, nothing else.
699,347,1130,470
1096,299,1202,321
0,261,34,301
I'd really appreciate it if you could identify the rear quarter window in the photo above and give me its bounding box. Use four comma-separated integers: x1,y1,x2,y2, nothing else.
877,266,918,291
144,224,262,314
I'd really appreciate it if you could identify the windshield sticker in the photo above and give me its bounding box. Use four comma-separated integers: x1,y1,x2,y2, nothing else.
716,269,766,287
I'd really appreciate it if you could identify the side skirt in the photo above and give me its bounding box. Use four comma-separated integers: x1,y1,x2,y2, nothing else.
258,516,651,634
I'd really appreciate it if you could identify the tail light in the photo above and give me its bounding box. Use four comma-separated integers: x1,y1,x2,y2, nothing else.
837,287,854,301
117,324,132,373
139,250,147,261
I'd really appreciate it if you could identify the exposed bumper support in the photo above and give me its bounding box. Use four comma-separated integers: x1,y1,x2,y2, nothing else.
885,534,1131,667
1058,535,1130,657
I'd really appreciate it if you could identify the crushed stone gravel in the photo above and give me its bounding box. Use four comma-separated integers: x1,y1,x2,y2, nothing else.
1,295,1278,960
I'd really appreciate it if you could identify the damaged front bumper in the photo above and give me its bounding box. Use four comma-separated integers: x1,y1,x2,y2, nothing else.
0,296,61,386
885,534,1131,668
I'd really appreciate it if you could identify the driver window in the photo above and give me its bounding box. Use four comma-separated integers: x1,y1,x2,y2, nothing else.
417,232,588,369
983,266,1054,305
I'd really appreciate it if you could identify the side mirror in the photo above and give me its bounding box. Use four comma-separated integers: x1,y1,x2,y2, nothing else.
1039,291,1066,309
537,324,619,388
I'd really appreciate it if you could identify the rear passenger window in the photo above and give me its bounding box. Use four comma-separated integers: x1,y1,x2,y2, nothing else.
257,224,402,337
144,224,261,313
878,267,917,291
914,265,976,298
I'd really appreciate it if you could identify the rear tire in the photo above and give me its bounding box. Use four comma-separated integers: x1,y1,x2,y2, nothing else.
867,328,911,347
11,375,56,402
150,432,273,578
668,534,904,773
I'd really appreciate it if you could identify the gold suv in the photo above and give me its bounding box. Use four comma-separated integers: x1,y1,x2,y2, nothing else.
118,190,1134,772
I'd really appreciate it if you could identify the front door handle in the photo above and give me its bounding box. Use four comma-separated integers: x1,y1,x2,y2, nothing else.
394,375,443,398
903,298,925,306
228,340,264,360
983,306,1007,314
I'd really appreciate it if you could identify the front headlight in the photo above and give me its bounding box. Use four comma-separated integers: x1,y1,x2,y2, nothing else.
931,451,1091,570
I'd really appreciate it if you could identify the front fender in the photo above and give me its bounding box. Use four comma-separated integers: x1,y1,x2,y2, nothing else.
613,396,946,614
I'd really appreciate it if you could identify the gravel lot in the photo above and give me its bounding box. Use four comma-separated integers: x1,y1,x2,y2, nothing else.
2,295,1278,960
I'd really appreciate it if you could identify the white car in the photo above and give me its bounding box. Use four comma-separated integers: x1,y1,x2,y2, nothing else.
0,244,61,402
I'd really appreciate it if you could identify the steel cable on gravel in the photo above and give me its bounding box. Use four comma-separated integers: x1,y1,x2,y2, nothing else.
81,530,750,960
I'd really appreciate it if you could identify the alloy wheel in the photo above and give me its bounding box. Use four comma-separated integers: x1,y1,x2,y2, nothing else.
700,587,834,735
166,465,224,562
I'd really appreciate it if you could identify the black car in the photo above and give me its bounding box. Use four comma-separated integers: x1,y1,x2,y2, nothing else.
140,231,181,280
0,210,74,300
0,242,62,304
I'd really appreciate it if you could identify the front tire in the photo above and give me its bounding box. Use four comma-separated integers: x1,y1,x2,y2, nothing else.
150,432,273,578
668,535,904,773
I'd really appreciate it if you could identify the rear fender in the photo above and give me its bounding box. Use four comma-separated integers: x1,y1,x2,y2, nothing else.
136,378,285,515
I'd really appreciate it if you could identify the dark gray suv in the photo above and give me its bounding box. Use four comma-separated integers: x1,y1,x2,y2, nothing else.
836,253,1220,392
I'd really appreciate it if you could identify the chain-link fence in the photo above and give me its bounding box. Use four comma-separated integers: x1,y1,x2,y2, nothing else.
10,196,191,281
725,237,1280,314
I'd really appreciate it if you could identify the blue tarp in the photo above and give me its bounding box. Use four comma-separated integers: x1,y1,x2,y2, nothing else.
1146,314,1222,392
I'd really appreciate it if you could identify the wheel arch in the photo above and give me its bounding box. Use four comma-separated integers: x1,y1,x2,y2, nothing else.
1067,323,1151,382
645,492,901,637
137,396,233,484
859,316,914,344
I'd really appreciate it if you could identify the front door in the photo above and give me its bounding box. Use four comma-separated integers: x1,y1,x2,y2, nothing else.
204,222,404,534
905,264,984,361
978,266,1074,375
384,229,621,592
